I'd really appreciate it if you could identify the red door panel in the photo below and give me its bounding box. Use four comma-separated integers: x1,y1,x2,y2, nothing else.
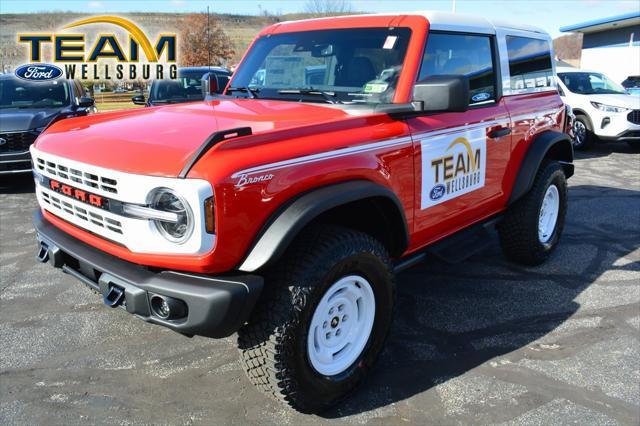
407,101,512,251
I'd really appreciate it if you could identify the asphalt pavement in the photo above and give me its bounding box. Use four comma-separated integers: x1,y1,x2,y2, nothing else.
1,142,639,425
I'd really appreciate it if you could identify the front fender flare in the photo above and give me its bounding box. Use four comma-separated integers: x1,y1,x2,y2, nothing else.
237,180,409,272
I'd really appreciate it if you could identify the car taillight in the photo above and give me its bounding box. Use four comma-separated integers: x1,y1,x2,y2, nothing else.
204,197,215,234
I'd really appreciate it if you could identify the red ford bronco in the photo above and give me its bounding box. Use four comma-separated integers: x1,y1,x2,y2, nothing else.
32,12,574,412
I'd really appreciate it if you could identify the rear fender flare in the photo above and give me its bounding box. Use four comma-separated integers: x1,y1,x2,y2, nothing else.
509,130,574,205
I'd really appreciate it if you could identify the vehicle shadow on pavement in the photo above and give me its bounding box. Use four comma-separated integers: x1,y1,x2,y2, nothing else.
322,184,640,419
0,174,35,194
574,141,639,160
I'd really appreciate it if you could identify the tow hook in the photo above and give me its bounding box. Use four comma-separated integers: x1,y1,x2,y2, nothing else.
103,285,125,308
36,239,64,267
36,242,49,263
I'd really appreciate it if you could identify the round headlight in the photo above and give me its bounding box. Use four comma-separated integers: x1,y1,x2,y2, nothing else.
150,188,194,244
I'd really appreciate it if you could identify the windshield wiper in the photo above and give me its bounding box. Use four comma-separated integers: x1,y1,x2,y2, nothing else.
594,90,626,95
227,87,260,98
277,89,341,104
153,99,188,104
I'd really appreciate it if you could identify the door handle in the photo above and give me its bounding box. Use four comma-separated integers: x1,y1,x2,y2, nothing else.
489,127,511,138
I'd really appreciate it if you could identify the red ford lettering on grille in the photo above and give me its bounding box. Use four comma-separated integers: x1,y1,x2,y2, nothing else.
49,179,104,208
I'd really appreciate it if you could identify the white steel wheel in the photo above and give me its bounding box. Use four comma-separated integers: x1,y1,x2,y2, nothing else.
307,275,376,376
538,184,560,243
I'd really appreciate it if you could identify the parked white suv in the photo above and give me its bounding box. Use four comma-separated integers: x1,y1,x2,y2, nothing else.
556,67,640,150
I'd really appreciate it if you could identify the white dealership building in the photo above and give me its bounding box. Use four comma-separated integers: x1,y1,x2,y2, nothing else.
560,12,640,84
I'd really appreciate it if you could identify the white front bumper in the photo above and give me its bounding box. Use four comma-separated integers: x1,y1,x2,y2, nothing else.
591,108,640,139
31,146,215,255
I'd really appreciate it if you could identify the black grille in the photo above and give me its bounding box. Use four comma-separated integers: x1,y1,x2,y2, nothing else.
628,110,640,125
0,131,39,153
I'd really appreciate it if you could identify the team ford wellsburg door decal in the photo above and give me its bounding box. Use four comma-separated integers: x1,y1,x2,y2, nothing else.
420,127,487,209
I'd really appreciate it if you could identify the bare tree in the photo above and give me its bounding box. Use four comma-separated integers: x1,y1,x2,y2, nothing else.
179,13,234,67
305,0,352,15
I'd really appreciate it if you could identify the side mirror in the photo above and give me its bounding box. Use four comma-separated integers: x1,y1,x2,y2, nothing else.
413,75,469,113
78,97,95,108
201,72,220,97
132,94,146,105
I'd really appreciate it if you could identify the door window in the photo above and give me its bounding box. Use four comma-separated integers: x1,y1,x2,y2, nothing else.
418,33,497,105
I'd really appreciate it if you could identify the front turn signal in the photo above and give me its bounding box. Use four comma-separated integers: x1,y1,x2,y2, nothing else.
204,197,215,234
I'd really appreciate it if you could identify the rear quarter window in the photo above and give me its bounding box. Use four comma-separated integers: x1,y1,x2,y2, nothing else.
506,36,554,92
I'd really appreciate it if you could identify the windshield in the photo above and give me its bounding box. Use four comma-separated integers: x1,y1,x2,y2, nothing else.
149,72,229,103
0,78,70,109
558,72,627,95
231,28,412,104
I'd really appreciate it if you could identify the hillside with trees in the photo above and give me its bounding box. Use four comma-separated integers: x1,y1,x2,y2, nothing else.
1,10,584,72
553,33,583,67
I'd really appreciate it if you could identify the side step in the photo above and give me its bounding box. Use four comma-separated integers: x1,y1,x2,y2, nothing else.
427,225,493,264
393,215,502,272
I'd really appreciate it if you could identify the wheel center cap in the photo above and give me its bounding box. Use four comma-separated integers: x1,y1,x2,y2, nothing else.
330,317,339,328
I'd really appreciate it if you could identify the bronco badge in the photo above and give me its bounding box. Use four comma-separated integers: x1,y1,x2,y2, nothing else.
235,173,274,188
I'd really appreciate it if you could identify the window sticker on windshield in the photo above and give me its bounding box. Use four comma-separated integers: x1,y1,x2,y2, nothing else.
364,82,388,93
383,35,398,50
420,127,487,209
265,56,305,87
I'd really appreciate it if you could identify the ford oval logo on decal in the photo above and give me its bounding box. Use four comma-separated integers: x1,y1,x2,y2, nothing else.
15,64,63,82
429,184,446,201
471,92,491,103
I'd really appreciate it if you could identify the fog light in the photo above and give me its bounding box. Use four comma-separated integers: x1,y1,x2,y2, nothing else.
150,294,187,320
158,299,170,317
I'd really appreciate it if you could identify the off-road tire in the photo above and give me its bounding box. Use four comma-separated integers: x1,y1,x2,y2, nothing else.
237,225,396,413
573,114,594,150
498,161,567,266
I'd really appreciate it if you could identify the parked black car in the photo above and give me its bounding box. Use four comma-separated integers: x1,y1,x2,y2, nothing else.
0,75,96,174
132,67,232,106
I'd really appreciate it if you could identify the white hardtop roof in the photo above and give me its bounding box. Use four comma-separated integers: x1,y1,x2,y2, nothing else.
279,11,548,36
416,11,547,35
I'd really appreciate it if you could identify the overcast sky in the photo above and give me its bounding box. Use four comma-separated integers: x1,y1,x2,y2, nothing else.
1,0,638,37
